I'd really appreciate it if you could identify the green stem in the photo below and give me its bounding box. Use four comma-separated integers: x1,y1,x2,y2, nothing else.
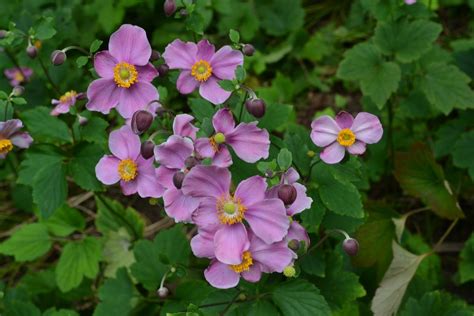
433,219,459,253
238,91,248,123
38,56,61,95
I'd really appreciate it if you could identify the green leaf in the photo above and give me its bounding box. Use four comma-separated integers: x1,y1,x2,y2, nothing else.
258,103,293,132
371,241,428,316
21,107,72,143
374,19,441,63
79,116,109,144
68,143,104,191
394,143,464,219
248,300,279,316
94,268,135,316
11,97,27,105
300,250,326,277
300,191,326,233
419,63,474,114
189,98,216,121
102,228,135,278
452,131,474,180
44,308,80,316
76,56,89,68
337,43,401,109
4,301,41,316
277,148,292,170
217,2,259,41
44,205,85,237
56,237,102,292
229,29,240,43
256,0,304,36
89,39,103,53
459,233,474,284
175,280,214,304
35,17,56,40
235,65,246,82
399,290,474,316
271,279,331,316
33,161,68,218
218,79,235,92
0,223,51,261
283,126,312,177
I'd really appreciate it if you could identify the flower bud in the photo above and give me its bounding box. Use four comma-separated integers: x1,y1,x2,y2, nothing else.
164,0,177,17
342,238,359,256
51,50,66,66
245,98,266,118
12,86,24,97
307,150,315,158
184,156,199,170
141,141,155,159
77,114,88,126
242,44,255,56
150,50,161,61
265,169,274,178
0,30,7,39
157,286,169,298
283,266,296,278
278,184,297,206
157,64,169,76
26,45,37,59
76,92,86,100
173,171,185,189
131,110,154,134
288,239,300,251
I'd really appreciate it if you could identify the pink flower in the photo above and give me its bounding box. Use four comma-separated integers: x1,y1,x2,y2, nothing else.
0,119,33,159
200,229,293,289
86,24,159,119
95,125,164,198
310,111,383,164
194,108,270,167
405,0,416,4
51,90,83,116
163,39,243,104
182,165,290,265
4,67,33,86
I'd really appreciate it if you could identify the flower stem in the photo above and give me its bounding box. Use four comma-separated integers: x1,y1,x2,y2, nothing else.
38,56,61,95
433,219,459,253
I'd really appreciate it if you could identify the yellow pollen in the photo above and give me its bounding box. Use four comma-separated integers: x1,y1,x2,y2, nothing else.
230,251,253,273
191,60,212,82
113,62,138,88
209,137,219,153
217,195,246,225
337,128,356,147
34,40,42,49
0,139,13,154
59,90,77,104
14,72,25,83
117,159,138,182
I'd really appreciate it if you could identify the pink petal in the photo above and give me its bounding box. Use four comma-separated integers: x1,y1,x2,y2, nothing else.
210,46,244,80
108,24,151,65
287,183,312,216
245,198,289,244
0,119,22,138
163,187,199,222
234,176,267,207
212,108,235,135
173,114,198,139
199,76,232,105
310,115,340,147
109,125,141,160
211,146,232,168
154,135,194,169
226,122,270,163
241,264,262,283
10,132,33,148
191,228,217,258
249,235,293,273
204,260,240,289
86,78,121,115
136,63,159,82
347,140,367,155
177,70,199,94
94,51,117,78
192,197,220,228
335,111,354,129
182,165,231,198
95,155,121,185
156,166,175,189
116,81,159,119
286,221,310,248
320,142,345,164
163,39,197,70
351,112,383,144
196,39,215,61
194,138,215,159
283,168,300,184
135,158,165,198
120,178,138,195
214,224,250,265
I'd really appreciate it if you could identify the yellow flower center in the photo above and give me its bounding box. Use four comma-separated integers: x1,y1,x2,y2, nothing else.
230,251,253,273
0,139,13,154
216,195,246,225
14,72,25,83
117,159,138,182
59,90,77,104
337,128,356,147
209,133,226,153
191,60,212,82
34,40,42,49
113,62,138,88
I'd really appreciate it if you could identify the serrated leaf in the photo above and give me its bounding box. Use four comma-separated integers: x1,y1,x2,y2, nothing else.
189,98,216,122
399,290,474,316
33,162,68,218
452,131,474,180
256,0,304,36
258,103,293,131
79,115,109,144
94,268,135,316
102,228,135,278
459,233,474,284
68,143,104,191
44,205,85,237
21,107,72,143
0,223,51,261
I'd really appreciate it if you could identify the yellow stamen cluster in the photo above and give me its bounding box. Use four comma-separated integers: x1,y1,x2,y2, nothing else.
113,62,138,88
0,139,13,154
14,72,25,83
191,60,212,82
216,195,247,225
118,158,138,182
209,132,226,152
59,90,77,104
337,128,356,147
230,251,253,273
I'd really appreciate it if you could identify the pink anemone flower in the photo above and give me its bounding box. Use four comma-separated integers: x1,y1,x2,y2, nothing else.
0,119,33,159
182,165,290,265
95,125,164,198
4,67,33,86
163,39,243,105
51,90,83,116
86,24,159,119
310,111,383,164
194,108,270,167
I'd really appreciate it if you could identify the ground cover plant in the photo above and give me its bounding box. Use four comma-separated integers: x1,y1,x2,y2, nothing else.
1,0,474,315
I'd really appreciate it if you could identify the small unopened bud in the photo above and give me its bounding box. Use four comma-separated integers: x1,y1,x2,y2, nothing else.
157,64,169,76
288,239,300,251
173,171,185,189
0,30,7,39
157,287,169,298
51,50,66,65
265,169,274,178
283,266,296,278
278,184,297,206
76,92,86,100
238,293,246,301
245,98,266,118
12,86,24,97
131,110,154,134
242,44,255,56
307,150,315,158
77,114,88,126
164,0,177,17
149,198,159,205
185,156,199,169
141,141,155,159
342,238,359,256
150,50,161,61
26,45,37,59
179,9,188,16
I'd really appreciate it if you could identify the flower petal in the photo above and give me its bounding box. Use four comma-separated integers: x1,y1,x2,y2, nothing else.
108,24,151,65
199,76,231,105
163,39,197,70
194,138,215,159
135,158,165,198
249,233,293,273
173,114,198,139
191,228,217,258
310,115,340,147
192,197,220,228
347,140,367,155
211,146,233,168
351,112,383,144
335,111,354,129
109,125,141,160
241,264,262,283
136,63,159,82
196,39,215,61
214,224,250,265
177,70,199,94
286,221,310,248
320,142,345,164
155,135,194,169
10,132,33,148
0,119,22,138
245,198,289,244
95,155,121,185
182,165,231,198
120,179,138,195
235,176,267,207
94,51,117,78
210,46,244,80
156,166,175,189
287,183,312,216
164,187,199,222
212,108,235,135
204,260,240,289
116,81,159,119
226,122,270,163
86,78,121,115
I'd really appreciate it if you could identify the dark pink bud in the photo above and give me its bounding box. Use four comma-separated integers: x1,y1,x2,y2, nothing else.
76,92,86,100
342,238,359,256
51,50,66,65
164,0,177,17
245,98,266,118
77,115,88,126
184,156,199,169
278,184,297,205
173,171,185,189
157,286,169,298
157,64,169,76
141,141,155,159
131,110,154,134
150,50,161,61
242,44,255,56
26,45,37,59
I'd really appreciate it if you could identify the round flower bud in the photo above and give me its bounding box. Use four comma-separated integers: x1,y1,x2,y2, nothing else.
131,110,154,134
157,287,169,298
141,141,155,160
238,293,246,301
77,114,88,126
76,92,86,100
51,50,66,66
184,156,199,170
26,45,37,59
150,50,161,61
157,64,169,76
307,150,315,158
164,0,177,17
0,30,8,39
283,266,296,278
242,44,255,56
173,171,185,189
12,86,24,97
288,239,300,251
278,184,297,206
342,238,359,256
245,98,266,118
